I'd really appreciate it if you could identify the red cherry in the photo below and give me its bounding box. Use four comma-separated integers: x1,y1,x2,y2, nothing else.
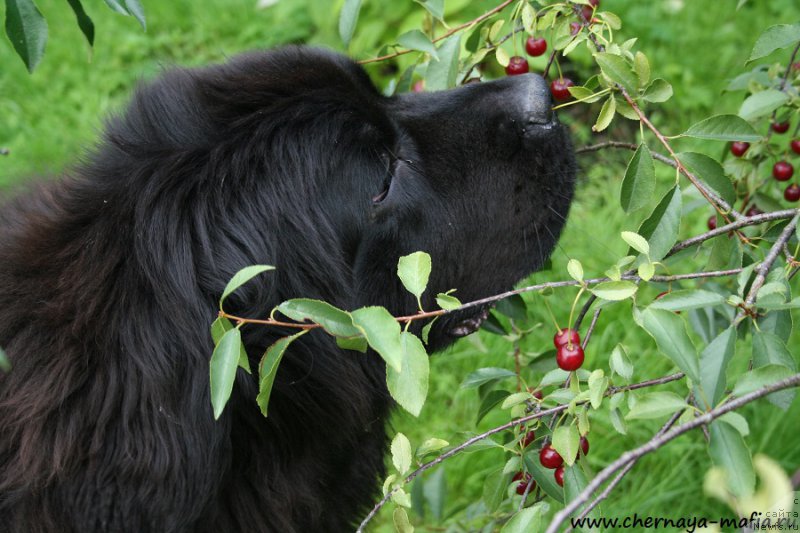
550,78,575,101
532,389,544,400
773,161,794,181
522,430,536,447
553,328,580,348
785,184,800,202
569,22,582,35
730,141,749,157
556,343,584,371
505,56,530,76
554,465,565,487
525,37,547,57
791,140,800,155
772,121,790,134
581,5,593,20
539,445,564,469
707,215,717,230
746,206,763,217
579,436,590,457
412,80,425,93
516,478,535,495
512,471,530,482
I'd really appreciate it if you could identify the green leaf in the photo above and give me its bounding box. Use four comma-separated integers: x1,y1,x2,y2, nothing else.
551,424,580,466
564,463,601,521
414,0,444,22
635,186,682,261
500,503,548,533
219,265,274,308
590,280,638,301
708,420,755,497
677,152,736,206
698,326,736,408
461,367,517,388
592,95,616,132
482,469,510,512
681,115,761,142
610,408,627,434
386,332,430,416
210,328,243,419
256,331,307,417
752,330,797,409
568,85,605,103
501,392,531,409
733,364,795,398
277,299,360,337
719,412,749,436
633,51,650,87
398,30,439,60
524,455,564,502
495,294,527,321
476,390,510,424
738,90,790,121
521,3,536,34
210,317,251,374
422,467,447,521
494,46,509,67
398,251,431,307
626,391,688,419
103,0,146,30
426,34,461,91
416,438,449,458
567,259,584,282
5,0,48,72
620,144,655,213
336,335,368,353
435,292,461,310
637,261,655,281
640,308,700,382
642,78,673,103
650,289,727,312
0,346,10,372
393,507,414,533
351,307,403,372
65,0,94,46
747,23,800,63
588,369,608,409
338,0,362,47
609,344,633,380
391,432,413,475
595,52,638,93
621,231,650,255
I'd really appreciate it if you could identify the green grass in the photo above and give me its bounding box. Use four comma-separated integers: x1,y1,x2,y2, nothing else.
2,0,800,531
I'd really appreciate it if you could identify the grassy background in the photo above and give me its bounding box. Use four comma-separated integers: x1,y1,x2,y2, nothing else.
2,0,799,531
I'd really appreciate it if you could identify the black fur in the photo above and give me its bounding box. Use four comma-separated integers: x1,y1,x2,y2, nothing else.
0,47,575,532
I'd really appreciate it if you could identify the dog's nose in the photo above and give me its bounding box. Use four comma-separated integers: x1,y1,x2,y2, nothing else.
491,73,556,140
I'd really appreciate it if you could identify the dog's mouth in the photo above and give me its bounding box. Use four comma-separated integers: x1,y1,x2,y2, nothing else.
447,307,490,338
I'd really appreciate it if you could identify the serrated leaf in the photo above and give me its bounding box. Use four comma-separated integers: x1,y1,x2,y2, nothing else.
277,299,360,337
521,3,536,34
621,231,650,254
677,152,736,206
595,52,638,93
747,23,800,63
637,261,655,281
398,30,439,60
592,95,616,132
495,46,510,67
488,19,505,42
635,186,682,261
609,344,633,380
397,251,432,306
435,292,461,310
588,370,608,409
620,144,655,213
633,51,650,87
590,280,638,301
103,0,146,30
738,90,790,121
642,78,673,103
391,433,413,475
393,507,414,533
650,289,727,312
392,488,412,508
500,503,547,533
682,115,761,142
210,328,243,419
426,34,461,91
708,420,755,497
219,265,274,308
640,308,700,382
698,326,736,408
551,424,580,466
495,294,527,321
338,0,362,47
256,331,307,417
416,438,449,458
386,332,429,416
5,0,48,72
501,392,531,409
719,412,749,436
567,259,584,282
626,391,688,419
65,0,94,46
523,455,564,502
351,307,403,372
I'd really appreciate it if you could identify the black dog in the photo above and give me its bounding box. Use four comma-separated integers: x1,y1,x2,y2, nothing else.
0,47,575,532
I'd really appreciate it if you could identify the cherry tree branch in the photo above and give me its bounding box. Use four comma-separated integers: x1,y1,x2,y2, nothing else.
544,373,800,533
355,371,686,532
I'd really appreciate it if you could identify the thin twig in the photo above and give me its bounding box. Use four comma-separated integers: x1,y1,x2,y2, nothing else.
544,373,800,533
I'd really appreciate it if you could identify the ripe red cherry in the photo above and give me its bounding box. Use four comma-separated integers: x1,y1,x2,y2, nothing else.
554,465,565,487
516,479,534,495
746,206,763,217
505,56,529,76
773,161,794,181
550,78,575,101
553,328,580,348
785,184,800,202
512,471,530,482
532,389,544,400
707,215,717,230
730,141,749,157
522,430,536,447
556,343,584,371
772,121,790,134
540,445,564,469
525,37,547,57
579,436,590,456
581,5,593,20
791,140,800,155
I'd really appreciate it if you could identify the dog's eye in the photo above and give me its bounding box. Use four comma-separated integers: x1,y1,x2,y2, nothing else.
372,152,396,203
